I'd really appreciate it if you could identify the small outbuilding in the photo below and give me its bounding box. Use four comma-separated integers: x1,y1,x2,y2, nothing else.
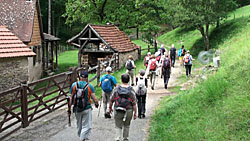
0,26,36,92
67,24,141,70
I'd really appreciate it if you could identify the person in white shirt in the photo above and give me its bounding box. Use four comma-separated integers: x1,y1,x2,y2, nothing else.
183,50,193,77
146,55,159,90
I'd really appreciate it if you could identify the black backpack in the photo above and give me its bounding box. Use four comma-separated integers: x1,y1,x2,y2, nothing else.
163,58,171,69
126,60,133,71
72,82,89,113
115,86,133,111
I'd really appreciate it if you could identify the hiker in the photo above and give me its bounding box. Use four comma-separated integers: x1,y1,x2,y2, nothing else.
147,55,159,90
99,66,117,118
160,44,166,56
144,52,151,68
183,50,193,77
170,44,177,67
125,55,136,86
135,69,148,118
69,70,99,141
162,53,172,89
155,51,162,76
178,45,186,66
109,73,137,141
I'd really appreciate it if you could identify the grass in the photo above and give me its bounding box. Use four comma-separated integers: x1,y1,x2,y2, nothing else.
149,5,250,141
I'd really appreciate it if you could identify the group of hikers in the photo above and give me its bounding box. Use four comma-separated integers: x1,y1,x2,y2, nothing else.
68,44,193,141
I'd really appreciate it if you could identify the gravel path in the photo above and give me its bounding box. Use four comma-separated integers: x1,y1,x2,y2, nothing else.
4,61,183,141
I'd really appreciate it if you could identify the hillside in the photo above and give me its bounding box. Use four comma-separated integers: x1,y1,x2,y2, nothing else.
150,5,250,140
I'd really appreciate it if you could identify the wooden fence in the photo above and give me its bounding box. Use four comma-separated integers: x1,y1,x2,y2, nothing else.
0,55,116,140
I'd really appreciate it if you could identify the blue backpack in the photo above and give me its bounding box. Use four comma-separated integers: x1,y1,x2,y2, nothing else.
101,75,113,93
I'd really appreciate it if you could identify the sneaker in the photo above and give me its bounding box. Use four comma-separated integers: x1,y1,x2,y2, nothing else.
104,113,108,118
165,84,167,89
151,87,154,90
138,115,141,119
131,84,134,86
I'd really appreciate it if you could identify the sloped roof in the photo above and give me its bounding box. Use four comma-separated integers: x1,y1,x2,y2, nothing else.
0,26,36,58
67,24,140,53
0,0,39,42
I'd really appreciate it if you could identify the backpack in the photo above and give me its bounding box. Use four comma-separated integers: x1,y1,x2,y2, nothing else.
163,58,171,69
72,82,89,113
135,77,147,96
126,60,133,71
184,55,190,63
182,49,185,54
156,56,161,62
178,48,182,56
115,86,133,111
150,60,157,71
144,56,150,66
101,75,113,93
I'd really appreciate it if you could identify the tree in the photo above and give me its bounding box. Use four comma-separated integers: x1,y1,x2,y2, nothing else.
64,0,165,39
170,0,237,50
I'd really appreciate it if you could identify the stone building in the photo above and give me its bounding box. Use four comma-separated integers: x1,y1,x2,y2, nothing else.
0,0,44,82
67,24,141,70
0,26,36,92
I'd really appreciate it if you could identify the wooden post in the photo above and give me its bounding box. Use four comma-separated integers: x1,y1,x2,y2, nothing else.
46,42,49,69
21,81,29,128
148,44,150,53
55,42,58,69
97,59,101,86
154,40,157,53
70,67,78,86
42,41,45,71
51,41,54,71
78,50,82,67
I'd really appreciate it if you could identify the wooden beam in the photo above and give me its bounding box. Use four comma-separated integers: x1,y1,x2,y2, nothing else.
89,28,91,38
80,40,89,51
55,42,58,69
71,43,80,48
79,38,100,41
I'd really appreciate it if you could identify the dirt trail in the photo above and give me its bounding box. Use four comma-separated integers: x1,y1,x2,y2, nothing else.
4,61,183,141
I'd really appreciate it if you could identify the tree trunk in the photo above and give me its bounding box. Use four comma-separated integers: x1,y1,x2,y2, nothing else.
198,25,210,51
216,19,220,28
48,0,51,35
136,27,139,39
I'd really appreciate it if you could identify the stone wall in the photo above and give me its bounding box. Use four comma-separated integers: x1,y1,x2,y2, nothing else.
0,57,29,92
119,49,140,69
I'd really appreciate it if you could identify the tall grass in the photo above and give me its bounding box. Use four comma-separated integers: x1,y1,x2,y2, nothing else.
149,10,250,141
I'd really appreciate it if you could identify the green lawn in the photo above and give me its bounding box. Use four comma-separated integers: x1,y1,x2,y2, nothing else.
149,5,250,141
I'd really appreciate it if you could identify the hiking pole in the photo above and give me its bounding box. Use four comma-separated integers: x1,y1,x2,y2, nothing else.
66,96,71,127
98,96,102,117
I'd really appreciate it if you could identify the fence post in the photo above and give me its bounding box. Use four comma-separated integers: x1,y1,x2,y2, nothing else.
154,40,157,53
20,81,29,128
70,67,78,86
148,44,150,53
97,59,101,86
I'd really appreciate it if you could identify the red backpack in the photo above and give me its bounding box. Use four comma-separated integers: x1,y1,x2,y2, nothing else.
185,55,190,63
150,60,157,71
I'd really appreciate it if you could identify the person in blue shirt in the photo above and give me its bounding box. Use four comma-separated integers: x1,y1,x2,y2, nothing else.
69,70,99,141
99,66,117,118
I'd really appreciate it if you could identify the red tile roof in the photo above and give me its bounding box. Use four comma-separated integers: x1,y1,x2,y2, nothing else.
0,26,36,58
0,0,37,42
90,25,140,52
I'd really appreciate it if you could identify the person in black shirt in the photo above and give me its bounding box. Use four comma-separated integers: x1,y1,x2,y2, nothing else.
170,44,177,67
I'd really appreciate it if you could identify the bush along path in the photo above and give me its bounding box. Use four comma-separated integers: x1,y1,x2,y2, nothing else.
5,61,184,141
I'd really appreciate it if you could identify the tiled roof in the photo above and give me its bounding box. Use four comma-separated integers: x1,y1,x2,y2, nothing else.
0,26,36,58
90,25,140,52
0,0,37,42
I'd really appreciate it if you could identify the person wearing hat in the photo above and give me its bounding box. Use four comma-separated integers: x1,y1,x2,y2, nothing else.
99,66,117,118
69,70,99,141
178,45,186,66
183,50,193,78
125,55,136,86
161,53,172,89
135,69,148,118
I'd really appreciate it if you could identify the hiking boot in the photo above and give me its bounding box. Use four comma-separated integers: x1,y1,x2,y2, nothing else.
151,87,154,90
142,114,145,118
165,84,168,89
131,83,134,86
106,112,111,118
138,115,141,119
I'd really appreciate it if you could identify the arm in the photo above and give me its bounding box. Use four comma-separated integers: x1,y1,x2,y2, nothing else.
90,93,99,108
132,60,136,68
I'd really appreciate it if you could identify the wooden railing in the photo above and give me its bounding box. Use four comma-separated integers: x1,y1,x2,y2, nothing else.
0,54,116,140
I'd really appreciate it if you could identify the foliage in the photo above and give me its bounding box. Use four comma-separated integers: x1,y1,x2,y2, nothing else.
64,0,166,39
150,10,250,140
166,0,237,50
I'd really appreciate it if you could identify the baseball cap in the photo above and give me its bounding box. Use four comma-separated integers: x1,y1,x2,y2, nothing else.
187,50,190,53
80,70,88,78
106,66,112,72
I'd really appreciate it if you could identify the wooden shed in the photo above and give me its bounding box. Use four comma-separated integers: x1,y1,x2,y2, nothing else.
67,24,141,70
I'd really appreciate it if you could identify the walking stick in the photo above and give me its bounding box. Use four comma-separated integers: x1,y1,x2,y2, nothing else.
98,96,102,117
66,96,71,127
